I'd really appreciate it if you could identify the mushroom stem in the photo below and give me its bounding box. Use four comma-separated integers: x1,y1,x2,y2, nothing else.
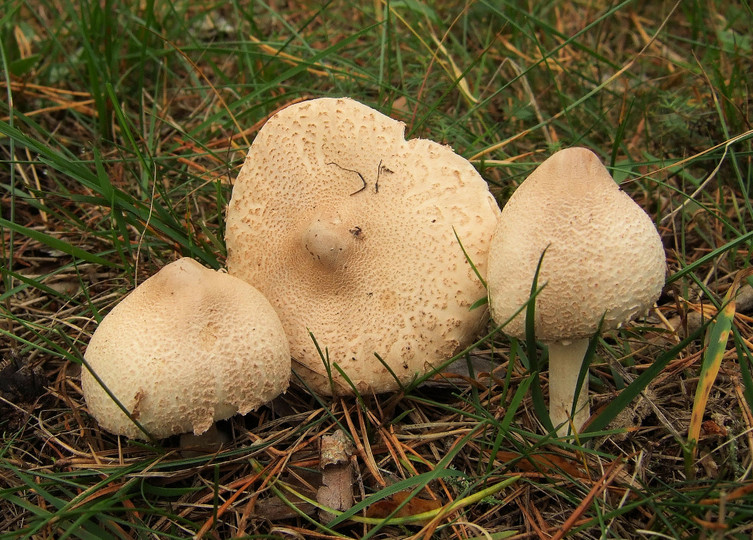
547,338,590,436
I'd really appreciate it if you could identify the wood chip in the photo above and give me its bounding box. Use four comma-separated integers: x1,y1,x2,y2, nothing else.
317,430,355,522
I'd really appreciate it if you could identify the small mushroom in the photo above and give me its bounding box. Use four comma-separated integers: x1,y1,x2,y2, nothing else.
82,258,291,440
225,97,501,395
487,147,666,436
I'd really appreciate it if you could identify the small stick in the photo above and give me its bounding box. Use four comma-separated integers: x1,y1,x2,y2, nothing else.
327,161,367,195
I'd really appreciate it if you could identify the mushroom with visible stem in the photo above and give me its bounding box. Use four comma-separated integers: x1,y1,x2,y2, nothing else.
82,258,291,441
224,97,502,396
487,147,666,437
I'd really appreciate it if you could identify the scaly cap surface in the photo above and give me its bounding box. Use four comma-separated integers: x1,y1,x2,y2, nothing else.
225,97,501,395
82,258,291,439
487,147,666,343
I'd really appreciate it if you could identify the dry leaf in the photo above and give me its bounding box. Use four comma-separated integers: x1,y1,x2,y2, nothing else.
496,451,582,478
364,491,442,524
255,495,317,521
701,419,727,437
253,467,321,521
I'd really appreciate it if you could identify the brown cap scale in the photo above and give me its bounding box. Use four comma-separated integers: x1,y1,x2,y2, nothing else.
487,147,666,435
82,258,291,440
225,97,501,395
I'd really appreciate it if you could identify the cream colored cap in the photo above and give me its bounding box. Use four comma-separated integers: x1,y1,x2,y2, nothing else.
82,258,291,439
225,97,501,395
487,147,666,342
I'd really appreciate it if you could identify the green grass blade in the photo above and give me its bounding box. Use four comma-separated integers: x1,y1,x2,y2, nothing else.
0,217,115,267
525,246,553,432
485,371,536,475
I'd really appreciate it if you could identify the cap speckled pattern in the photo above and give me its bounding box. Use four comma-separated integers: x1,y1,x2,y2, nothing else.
487,147,666,343
82,258,291,439
225,98,501,395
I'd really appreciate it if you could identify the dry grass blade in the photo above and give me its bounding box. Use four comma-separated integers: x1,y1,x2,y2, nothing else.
686,268,753,477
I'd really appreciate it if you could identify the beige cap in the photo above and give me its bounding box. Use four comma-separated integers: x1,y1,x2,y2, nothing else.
82,258,291,439
487,147,666,342
225,97,501,395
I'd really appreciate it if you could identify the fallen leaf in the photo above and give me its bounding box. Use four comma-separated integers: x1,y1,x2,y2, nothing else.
701,419,727,437
496,451,582,478
255,495,317,521
364,490,442,524
253,467,321,520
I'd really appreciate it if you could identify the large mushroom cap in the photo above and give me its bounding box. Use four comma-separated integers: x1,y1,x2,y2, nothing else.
487,147,666,342
225,97,501,395
82,258,291,439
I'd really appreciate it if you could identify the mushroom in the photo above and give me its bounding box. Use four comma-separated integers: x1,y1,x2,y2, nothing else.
82,258,291,440
225,97,501,395
486,147,666,436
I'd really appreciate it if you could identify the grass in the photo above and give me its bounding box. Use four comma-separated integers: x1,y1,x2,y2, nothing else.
1,0,752,537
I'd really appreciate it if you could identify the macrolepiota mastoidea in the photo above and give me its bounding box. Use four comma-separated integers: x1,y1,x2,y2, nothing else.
486,147,666,436
225,97,502,395
82,258,291,440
